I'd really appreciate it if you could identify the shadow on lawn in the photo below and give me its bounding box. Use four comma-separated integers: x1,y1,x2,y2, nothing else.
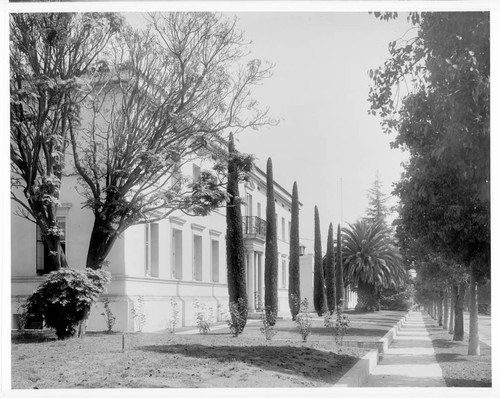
139,344,357,384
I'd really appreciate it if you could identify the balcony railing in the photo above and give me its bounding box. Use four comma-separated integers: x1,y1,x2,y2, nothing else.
242,216,266,239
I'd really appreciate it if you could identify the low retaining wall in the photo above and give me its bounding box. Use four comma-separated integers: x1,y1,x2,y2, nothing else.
333,349,379,387
334,311,410,387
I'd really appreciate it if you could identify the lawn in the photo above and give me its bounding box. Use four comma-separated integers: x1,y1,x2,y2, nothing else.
11,310,407,389
11,327,365,388
426,325,492,387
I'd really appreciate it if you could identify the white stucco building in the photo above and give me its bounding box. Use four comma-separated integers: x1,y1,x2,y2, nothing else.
11,160,303,332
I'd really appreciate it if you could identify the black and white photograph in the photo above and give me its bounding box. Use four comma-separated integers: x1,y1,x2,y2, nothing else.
1,0,496,396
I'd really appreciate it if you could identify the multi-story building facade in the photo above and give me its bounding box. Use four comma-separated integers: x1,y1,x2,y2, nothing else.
10,160,299,332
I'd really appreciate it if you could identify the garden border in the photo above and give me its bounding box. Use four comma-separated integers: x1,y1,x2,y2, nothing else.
333,311,410,387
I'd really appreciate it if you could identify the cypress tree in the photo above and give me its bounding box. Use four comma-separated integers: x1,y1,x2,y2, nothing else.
226,133,247,332
313,206,326,316
264,158,278,325
288,182,300,321
325,223,336,314
335,224,345,309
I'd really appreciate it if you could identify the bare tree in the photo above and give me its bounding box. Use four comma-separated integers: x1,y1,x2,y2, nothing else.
71,13,275,269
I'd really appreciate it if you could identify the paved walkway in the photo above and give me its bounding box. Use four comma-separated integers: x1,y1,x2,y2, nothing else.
363,311,446,387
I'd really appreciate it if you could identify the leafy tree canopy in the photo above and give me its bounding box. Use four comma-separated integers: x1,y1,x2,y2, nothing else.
368,12,490,281
343,220,406,289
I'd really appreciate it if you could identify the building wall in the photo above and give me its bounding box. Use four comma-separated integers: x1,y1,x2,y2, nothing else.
11,162,301,332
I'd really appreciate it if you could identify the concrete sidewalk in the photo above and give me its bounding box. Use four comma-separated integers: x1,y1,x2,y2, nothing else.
362,311,446,387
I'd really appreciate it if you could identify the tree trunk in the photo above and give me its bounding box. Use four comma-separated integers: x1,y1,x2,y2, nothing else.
443,288,449,331
448,285,455,334
86,218,117,269
467,268,480,355
438,292,443,326
453,283,466,341
44,236,68,271
355,281,379,312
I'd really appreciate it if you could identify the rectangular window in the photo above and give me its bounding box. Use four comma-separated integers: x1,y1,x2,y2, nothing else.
288,221,292,242
145,223,159,277
245,193,253,217
193,164,201,183
282,217,286,242
193,234,203,281
36,216,66,275
257,203,262,218
211,239,219,282
282,259,287,288
145,224,150,275
172,229,183,279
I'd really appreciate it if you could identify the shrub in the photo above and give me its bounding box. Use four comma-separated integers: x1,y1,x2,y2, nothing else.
295,298,313,342
380,288,413,311
131,296,147,332
167,298,180,333
100,297,116,333
227,298,247,337
16,298,27,331
260,305,277,340
194,299,213,334
325,300,351,345
24,268,110,340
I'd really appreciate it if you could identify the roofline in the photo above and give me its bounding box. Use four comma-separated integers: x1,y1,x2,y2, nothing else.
253,165,303,207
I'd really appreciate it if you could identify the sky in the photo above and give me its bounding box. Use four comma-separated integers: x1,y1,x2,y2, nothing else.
227,12,414,249
124,11,414,250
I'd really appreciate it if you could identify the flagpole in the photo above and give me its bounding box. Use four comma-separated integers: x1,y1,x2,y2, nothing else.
340,177,343,226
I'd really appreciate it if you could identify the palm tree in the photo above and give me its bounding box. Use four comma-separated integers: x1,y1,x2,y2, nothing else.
343,220,405,312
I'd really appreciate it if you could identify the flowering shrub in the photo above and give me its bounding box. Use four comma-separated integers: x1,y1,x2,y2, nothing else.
324,301,351,345
167,298,180,333
100,297,116,333
194,299,213,334
131,296,147,332
295,298,313,342
24,268,110,339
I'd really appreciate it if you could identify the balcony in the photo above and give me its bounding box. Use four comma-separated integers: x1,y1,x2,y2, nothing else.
242,216,266,239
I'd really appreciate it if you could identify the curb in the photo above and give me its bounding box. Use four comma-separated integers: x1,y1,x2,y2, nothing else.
378,312,409,353
333,311,410,387
333,348,379,387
